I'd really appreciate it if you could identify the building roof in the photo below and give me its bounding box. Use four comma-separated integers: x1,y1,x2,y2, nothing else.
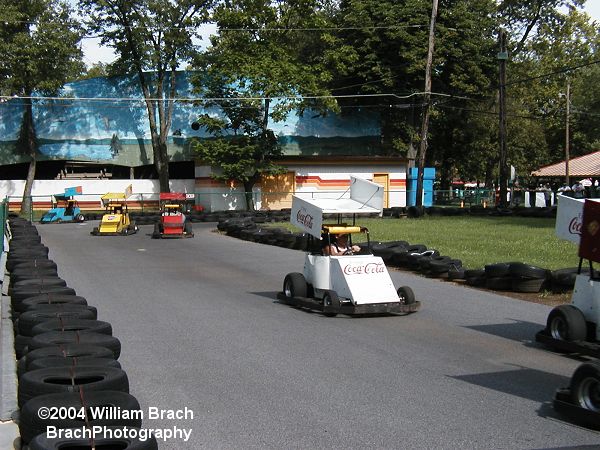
531,151,600,177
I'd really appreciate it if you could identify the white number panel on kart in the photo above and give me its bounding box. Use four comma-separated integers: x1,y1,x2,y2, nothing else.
330,256,398,304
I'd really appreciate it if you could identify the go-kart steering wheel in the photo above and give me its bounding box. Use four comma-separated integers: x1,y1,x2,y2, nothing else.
343,249,354,255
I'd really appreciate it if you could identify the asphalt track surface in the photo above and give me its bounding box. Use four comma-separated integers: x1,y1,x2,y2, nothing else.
34,221,600,449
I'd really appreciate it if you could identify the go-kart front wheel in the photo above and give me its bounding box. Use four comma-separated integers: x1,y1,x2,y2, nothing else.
323,290,340,317
397,286,416,305
570,361,600,412
283,273,307,300
547,304,587,342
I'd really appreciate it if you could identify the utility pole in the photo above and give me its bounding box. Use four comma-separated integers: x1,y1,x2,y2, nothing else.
415,0,438,214
565,81,570,187
497,29,508,208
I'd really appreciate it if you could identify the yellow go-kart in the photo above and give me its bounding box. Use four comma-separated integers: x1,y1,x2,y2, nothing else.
91,185,138,236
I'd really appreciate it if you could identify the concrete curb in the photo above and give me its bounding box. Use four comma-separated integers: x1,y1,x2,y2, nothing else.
0,232,20,449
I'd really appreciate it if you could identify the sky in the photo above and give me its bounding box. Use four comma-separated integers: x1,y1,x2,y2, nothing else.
79,3,600,68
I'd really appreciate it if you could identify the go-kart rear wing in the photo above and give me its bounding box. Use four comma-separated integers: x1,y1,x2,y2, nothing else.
100,184,133,206
53,186,82,201
555,194,600,277
290,176,384,239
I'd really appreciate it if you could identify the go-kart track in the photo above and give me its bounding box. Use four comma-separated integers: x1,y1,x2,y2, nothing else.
16,221,600,449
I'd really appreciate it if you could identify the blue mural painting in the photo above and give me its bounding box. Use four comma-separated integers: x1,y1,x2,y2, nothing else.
0,71,382,166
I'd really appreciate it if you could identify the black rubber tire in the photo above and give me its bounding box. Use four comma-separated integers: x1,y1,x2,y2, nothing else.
11,276,67,290
484,262,513,278
511,277,546,293
7,255,51,272
18,366,129,407
24,304,98,321
508,262,547,279
30,319,113,337
10,234,42,244
397,286,416,305
10,286,76,304
29,426,159,450
17,309,97,337
447,265,466,280
18,344,115,378
28,331,122,359
20,391,141,445
569,361,600,412
26,356,121,373
323,290,340,317
17,295,88,314
283,273,307,299
14,334,32,359
485,276,513,291
10,268,59,284
546,305,587,342
12,259,57,272
550,267,579,291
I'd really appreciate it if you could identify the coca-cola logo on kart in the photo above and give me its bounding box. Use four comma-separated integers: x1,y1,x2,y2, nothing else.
296,207,314,229
569,213,583,236
343,262,385,276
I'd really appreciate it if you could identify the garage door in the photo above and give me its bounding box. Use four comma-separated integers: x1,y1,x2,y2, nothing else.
261,171,295,210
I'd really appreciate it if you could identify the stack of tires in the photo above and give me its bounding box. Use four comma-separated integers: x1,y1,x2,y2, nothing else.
213,214,577,296
5,216,157,449
370,241,464,281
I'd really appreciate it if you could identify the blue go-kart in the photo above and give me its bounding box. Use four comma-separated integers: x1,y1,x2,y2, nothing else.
40,186,86,224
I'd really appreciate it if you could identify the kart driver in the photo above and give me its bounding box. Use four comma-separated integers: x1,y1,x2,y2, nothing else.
323,233,361,256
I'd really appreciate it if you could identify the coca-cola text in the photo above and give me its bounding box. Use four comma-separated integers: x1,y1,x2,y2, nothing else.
296,207,314,229
343,262,385,275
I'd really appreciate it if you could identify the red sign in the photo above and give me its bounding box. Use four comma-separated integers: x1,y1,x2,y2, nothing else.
579,200,600,263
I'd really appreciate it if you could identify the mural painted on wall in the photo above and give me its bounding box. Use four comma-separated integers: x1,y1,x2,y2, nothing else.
0,72,381,167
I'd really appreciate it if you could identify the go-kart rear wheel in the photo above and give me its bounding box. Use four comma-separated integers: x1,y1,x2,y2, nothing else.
570,361,600,412
152,223,161,238
75,214,85,222
397,286,416,305
283,273,307,300
547,304,587,342
184,221,193,236
323,290,340,317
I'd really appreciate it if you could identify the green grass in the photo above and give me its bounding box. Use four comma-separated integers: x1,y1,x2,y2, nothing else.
274,215,580,271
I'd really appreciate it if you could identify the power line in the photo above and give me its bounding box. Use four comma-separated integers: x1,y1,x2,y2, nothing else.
505,58,600,87
0,91,467,104
4,19,428,36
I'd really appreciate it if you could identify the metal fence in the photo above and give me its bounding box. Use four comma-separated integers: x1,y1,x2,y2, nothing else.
9,187,597,221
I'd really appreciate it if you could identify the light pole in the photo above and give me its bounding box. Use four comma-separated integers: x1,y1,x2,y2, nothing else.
565,81,570,187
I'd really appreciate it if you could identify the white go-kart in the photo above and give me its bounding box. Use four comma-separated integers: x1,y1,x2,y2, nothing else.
277,177,420,317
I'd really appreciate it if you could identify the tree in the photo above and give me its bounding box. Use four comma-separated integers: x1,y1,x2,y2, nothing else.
190,0,337,208
192,114,284,210
0,0,84,214
78,0,215,192
325,0,498,188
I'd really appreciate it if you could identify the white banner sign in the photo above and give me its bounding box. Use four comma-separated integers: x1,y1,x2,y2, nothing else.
290,196,323,239
555,195,585,243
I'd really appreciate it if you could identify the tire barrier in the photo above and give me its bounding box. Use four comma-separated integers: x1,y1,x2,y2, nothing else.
214,212,572,296
18,366,129,407
17,344,116,379
16,294,89,314
5,216,152,447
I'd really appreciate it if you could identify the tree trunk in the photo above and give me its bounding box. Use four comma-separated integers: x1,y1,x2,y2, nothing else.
243,179,256,211
158,139,170,192
19,96,37,216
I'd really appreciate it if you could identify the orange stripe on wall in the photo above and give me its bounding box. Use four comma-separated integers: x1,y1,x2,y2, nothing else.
296,176,350,189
